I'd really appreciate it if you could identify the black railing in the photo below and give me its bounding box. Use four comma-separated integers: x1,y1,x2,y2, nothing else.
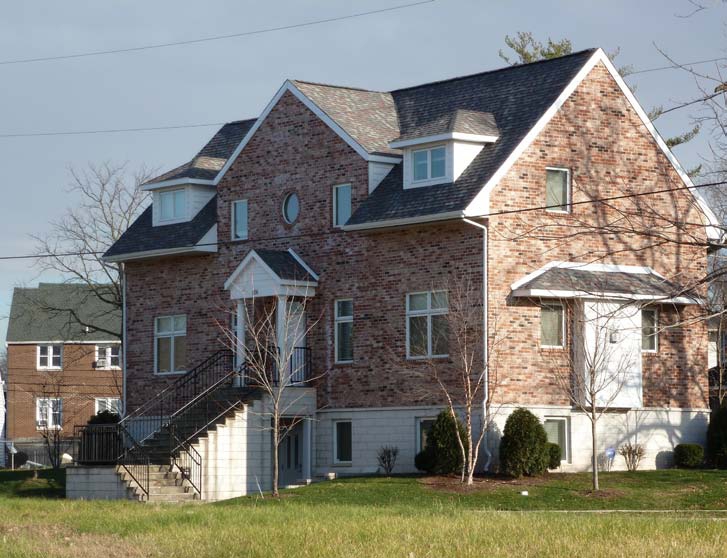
169,426,202,497
76,424,123,465
118,442,151,500
242,346,311,386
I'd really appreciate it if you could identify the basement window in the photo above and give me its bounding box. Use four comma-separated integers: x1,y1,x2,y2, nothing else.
334,420,352,464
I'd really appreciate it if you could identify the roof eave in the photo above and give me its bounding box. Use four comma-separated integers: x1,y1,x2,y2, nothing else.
103,244,217,264
389,133,498,149
511,288,701,305
343,210,464,231
141,177,216,191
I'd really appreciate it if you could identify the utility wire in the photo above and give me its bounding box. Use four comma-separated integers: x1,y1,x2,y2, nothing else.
629,56,727,75
0,1,435,66
0,122,227,138
2,179,726,262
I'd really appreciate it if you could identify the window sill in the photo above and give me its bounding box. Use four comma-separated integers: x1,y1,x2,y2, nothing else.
406,355,450,361
332,462,352,467
545,208,572,215
642,350,658,356
334,360,354,366
37,367,62,371
154,370,187,376
540,346,565,351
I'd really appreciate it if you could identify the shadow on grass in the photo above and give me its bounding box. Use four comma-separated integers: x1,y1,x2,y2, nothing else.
0,469,66,499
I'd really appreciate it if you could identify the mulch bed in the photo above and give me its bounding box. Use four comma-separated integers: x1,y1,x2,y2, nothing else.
420,473,566,494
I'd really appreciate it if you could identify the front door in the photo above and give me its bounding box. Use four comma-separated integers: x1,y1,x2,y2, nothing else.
279,421,303,487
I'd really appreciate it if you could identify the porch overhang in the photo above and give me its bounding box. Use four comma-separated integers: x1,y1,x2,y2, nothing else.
224,248,319,299
510,261,702,305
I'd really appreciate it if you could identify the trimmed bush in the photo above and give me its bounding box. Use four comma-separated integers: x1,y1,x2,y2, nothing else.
673,444,704,469
499,408,549,477
707,406,727,468
414,411,468,475
547,443,562,470
87,410,120,425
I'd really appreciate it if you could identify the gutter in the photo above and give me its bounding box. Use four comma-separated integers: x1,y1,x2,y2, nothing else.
461,217,492,472
343,211,464,232
122,263,127,416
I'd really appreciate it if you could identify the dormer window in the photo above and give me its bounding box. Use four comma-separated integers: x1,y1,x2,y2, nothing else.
159,189,187,222
413,146,446,182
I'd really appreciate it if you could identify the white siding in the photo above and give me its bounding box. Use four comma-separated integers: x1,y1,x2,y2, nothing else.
368,162,395,193
151,184,215,226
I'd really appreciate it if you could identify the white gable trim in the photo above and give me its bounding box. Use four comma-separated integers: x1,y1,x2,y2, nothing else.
223,249,318,300
464,48,721,241
389,132,498,149
287,248,320,281
141,177,214,191
510,261,657,291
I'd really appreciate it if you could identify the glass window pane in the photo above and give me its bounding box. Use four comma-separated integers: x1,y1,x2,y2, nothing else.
544,419,565,460
110,399,121,414
156,317,172,334
541,305,563,347
546,169,568,211
430,147,446,178
157,337,171,373
284,193,300,223
173,315,186,332
431,291,448,310
234,201,248,239
337,321,353,362
52,348,62,368
431,314,449,356
413,151,429,181
39,346,48,367
336,299,353,318
408,293,428,312
51,399,62,427
160,192,173,220
335,185,352,226
173,190,186,218
109,346,121,367
409,316,428,357
173,335,187,372
642,309,657,351
419,419,435,451
335,422,352,462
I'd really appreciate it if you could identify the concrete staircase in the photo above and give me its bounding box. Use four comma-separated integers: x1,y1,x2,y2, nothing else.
119,464,199,502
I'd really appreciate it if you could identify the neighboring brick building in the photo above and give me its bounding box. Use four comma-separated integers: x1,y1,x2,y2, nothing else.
5,284,122,465
95,48,719,500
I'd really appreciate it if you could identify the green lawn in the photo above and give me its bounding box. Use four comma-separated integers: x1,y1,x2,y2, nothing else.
2,469,727,557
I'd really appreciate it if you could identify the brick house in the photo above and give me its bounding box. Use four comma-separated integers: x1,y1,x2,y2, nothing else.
79,48,719,500
6,284,122,465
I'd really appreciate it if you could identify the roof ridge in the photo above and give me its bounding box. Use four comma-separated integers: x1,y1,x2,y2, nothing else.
292,79,386,94
389,48,599,93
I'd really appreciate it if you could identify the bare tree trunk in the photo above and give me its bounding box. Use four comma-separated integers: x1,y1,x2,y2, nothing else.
591,410,599,492
272,413,280,498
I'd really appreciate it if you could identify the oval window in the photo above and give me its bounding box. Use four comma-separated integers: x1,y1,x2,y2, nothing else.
283,192,300,224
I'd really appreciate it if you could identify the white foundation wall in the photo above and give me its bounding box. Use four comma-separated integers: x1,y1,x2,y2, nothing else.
314,405,710,476
66,466,133,500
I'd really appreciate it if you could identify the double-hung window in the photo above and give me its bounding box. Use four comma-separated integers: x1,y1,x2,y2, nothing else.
37,345,62,369
159,189,186,222
36,398,62,429
95,397,122,415
642,308,658,353
412,146,446,182
155,315,187,374
95,345,121,369
334,299,353,363
417,417,436,453
406,291,449,359
232,200,248,240
333,420,352,464
541,303,565,348
333,184,352,227
545,168,571,213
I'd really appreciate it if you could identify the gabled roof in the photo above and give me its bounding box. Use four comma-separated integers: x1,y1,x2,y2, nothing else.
255,249,318,282
103,196,217,261
224,249,318,299
144,119,256,187
7,283,121,343
393,108,499,143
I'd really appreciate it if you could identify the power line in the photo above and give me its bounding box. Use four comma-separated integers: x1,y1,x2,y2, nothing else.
630,56,727,75
2,179,726,262
0,122,226,138
0,1,435,66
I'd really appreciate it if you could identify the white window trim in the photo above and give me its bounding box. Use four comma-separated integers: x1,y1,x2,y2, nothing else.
411,145,447,184
334,298,353,364
332,184,352,228
36,397,62,430
406,291,449,360
95,397,121,415
544,416,571,463
231,199,249,241
37,344,62,370
540,302,566,349
95,345,121,370
416,417,436,453
545,167,572,214
154,315,187,375
642,308,659,353
158,188,188,224
282,192,300,224
333,419,353,465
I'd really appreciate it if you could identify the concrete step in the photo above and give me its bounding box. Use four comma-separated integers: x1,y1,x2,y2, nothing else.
147,492,198,502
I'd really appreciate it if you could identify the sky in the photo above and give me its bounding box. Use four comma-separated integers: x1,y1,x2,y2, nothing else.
0,0,725,347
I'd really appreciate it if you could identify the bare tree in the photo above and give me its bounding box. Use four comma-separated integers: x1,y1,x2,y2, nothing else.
217,291,324,497
31,162,152,337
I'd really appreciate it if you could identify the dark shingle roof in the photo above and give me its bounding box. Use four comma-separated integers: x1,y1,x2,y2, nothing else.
513,266,696,301
146,119,256,184
347,49,597,225
255,249,317,282
7,284,121,343
103,196,217,259
394,109,499,142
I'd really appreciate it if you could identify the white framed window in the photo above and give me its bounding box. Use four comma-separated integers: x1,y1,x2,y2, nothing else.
37,344,62,370
541,302,565,348
412,145,446,182
155,315,187,374
159,189,187,222
333,184,352,227
406,291,449,359
544,417,570,462
95,345,121,369
333,420,352,464
334,299,353,363
95,397,122,415
36,398,62,429
642,308,658,353
416,417,436,453
282,192,300,224
545,168,571,213
232,199,248,240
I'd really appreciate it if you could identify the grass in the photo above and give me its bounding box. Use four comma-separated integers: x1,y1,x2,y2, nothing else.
2,469,727,557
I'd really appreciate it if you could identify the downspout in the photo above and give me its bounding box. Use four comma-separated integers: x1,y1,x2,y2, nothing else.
462,217,491,471
121,263,128,416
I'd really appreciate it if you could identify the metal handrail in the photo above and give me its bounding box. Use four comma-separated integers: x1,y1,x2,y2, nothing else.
243,346,311,386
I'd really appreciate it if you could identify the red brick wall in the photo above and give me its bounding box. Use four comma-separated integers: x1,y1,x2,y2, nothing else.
6,344,122,440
